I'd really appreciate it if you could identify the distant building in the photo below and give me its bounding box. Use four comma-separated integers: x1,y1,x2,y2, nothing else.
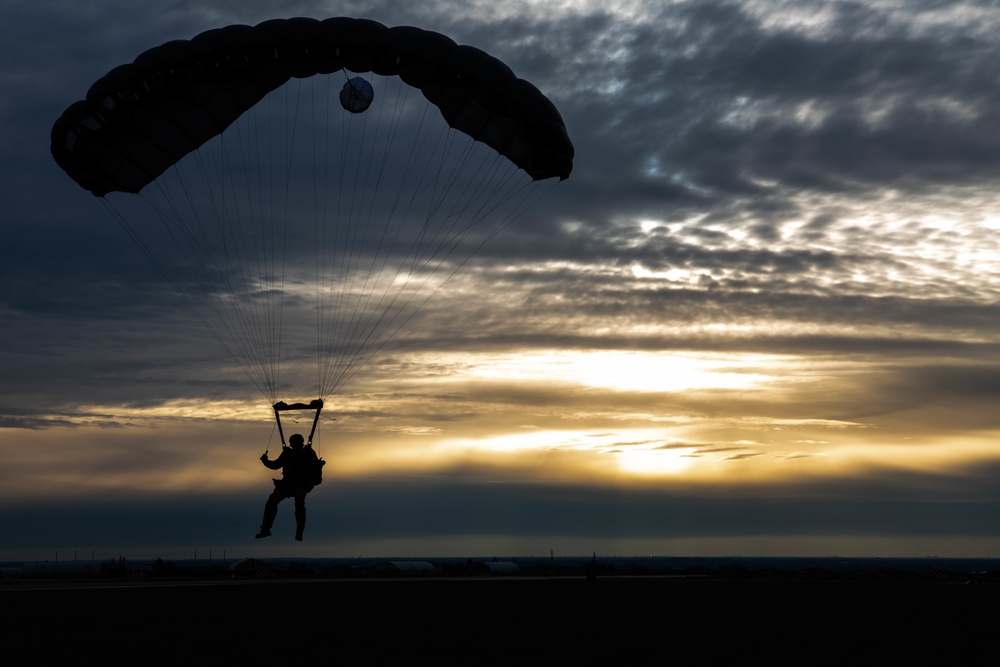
471,561,520,576
228,558,276,578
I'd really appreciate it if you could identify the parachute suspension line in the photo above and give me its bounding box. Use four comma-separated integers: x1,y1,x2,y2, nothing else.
332,75,380,384
489,175,563,242
322,70,353,399
405,131,498,267
366,178,555,357
118,71,556,404
349,74,402,305
143,169,279,401
230,102,279,401
143,176,260,394
149,120,278,402
322,71,350,401
206,108,280,402
273,79,310,402
241,90,276,402
132,78,384,406
320,75,417,396
317,87,536,396
325,76,412,396
380,125,500,300
320,71,373,399
266,84,290,403
328,72,376,391
318,72,394,397
317,77,349,399
444,156,533,249
312,77,323,400
164,152,278,403
313,74,332,402
266,419,278,449
309,72,543,396
406,115,509,268
101,196,274,400
330,173,531,394
260,89,283,402
324,123,462,392
395,120,461,272
310,72,338,399
224,112,283,404
324,76,350,393
354,75,413,309
336,172,559,394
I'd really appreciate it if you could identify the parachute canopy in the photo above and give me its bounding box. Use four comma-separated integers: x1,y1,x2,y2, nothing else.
50,18,573,404
51,17,573,197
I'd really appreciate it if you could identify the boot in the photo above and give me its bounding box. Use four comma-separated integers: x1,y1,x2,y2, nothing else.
257,498,278,538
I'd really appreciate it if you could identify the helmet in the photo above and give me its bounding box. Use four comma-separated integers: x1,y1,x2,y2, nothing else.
289,434,305,446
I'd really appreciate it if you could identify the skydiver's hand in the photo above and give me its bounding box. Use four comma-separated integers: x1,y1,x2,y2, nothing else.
260,451,268,462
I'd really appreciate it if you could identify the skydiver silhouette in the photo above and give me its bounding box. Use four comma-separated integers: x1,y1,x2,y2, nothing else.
256,433,324,541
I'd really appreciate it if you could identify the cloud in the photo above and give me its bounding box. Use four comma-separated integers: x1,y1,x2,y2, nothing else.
5,0,1000,557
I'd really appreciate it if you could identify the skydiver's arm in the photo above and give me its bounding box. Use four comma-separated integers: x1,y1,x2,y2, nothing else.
260,448,286,470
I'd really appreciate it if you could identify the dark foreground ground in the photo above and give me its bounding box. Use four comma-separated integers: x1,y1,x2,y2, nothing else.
3,575,997,665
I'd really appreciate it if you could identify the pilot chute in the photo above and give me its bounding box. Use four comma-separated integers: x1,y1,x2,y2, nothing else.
340,77,375,113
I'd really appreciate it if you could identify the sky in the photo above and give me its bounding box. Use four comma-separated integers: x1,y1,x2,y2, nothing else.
3,0,1000,562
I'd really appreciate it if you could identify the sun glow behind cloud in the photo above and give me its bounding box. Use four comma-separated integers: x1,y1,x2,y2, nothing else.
430,350,786,393
434,427,700,477
343,349,881,482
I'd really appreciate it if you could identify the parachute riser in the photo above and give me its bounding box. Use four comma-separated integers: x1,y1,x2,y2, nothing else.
272,399,325,447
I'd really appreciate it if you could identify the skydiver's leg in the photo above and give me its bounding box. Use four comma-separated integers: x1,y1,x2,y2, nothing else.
294,491,307,541
256,488,286,538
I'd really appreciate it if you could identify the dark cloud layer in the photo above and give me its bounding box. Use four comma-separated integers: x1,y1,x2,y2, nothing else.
8,461,1000,556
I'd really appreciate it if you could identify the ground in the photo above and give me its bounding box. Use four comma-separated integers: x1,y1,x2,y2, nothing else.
3,575,994,664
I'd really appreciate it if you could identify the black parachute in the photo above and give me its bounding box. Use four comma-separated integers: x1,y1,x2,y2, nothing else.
51,17,573,403
51,17,573,195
